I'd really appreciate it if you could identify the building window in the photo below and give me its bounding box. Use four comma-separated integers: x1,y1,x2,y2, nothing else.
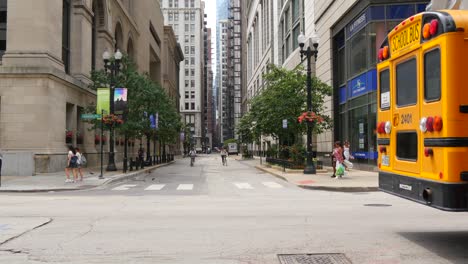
62,0,71,73
185,102,189,110
191,80,195,87
348,27,367,77
191,91,195,99
191,46,195,54
185,24,189,32
169,0,173,7
0,0,7,59
190,0,194,8
184,11,189,21
190,11,195,21
185,0,189,7
185,91,189,99
292,0,300,22
292,25,300,52
174,0,178,7
191,69,195,76
174,13,179,21
185,46,189,54
191,102,195,110
185,80,189,88
190,24,195,32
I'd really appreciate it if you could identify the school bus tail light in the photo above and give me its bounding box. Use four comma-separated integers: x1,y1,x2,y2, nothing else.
433,116,443,131
426,116,434,132
430,19,439,36
423,23,431,39
378,122,385,134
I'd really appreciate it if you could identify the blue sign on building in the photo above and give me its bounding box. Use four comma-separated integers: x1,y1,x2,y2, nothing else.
347,69,377,99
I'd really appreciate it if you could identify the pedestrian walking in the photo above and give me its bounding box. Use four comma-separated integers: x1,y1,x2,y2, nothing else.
220,148,227,166
65,146,78,183
75,147,85,181
331,141,345,178
343,140,354,170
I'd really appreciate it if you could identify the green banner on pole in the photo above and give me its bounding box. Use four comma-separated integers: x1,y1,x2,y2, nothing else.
81,114,102,119
97,88,110,117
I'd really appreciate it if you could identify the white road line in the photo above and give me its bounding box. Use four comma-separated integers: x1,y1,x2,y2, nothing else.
234,183,254,189
177,184,194,190
262,182,283,189
144,184,166,191
112,184,137,191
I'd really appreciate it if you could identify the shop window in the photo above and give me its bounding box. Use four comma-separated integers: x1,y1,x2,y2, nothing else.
397,132,418,161
348,27,367,77
396,58,417,106
387,4,414,20
424,49,441,102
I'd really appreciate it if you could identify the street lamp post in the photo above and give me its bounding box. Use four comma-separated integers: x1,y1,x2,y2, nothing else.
102,49,123,171
298,32,319,174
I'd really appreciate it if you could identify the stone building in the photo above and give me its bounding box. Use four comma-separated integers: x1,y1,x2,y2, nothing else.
0,0,181,175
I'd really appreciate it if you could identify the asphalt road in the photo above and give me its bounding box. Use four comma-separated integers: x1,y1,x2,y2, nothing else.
1,154,468,264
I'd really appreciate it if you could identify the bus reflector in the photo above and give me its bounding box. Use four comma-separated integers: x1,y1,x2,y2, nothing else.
424,148,433,157
420,117,427,133
426,116,434,132
378,49,383,61
439,172,443,179
434,116,443,131
423,23,431,39
430,19,438,36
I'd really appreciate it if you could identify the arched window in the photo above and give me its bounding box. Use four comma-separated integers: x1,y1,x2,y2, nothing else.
62,0,71,73
127,38,134,61
114,22,123,51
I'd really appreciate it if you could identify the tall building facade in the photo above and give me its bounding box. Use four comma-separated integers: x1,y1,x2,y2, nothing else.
162,0,206,151
0,0,176,175
228,0,243,139
203,24,214,152
217,20,232,142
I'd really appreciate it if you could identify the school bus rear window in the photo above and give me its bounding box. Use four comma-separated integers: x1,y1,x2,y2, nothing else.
380,69,390,109
424,49,441,101
397,132,418,161
396,58,417,107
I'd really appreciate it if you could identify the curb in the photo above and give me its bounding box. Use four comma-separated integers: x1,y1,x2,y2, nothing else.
255,165,379,193
0,161,175,193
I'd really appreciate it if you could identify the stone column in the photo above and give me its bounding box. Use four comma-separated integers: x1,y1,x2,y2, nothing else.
2,0,64,70
70,1,93,84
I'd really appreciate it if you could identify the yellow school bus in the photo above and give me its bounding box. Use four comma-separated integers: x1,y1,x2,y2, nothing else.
377,10,468,211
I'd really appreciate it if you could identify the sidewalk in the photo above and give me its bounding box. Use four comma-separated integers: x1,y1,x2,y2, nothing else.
237,156,378,192
0,160,177,193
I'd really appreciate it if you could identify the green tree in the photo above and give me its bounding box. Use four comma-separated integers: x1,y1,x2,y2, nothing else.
238,64,333,147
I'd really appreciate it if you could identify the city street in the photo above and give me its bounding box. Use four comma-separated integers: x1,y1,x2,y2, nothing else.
1,155,468,263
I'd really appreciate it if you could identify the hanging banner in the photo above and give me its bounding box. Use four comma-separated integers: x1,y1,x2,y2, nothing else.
114,88,128,115
96,88,110,117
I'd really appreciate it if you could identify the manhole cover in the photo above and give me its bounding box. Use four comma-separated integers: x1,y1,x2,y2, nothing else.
278,254,352,264
363,203,392,207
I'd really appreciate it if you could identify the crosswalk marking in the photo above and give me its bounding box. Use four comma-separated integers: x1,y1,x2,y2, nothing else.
112,184,137,191
144,184,166,191
177,184,194,190
234,182,253,189
262,182,283,188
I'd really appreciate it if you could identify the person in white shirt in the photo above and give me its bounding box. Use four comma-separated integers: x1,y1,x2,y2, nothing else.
75,148,84,181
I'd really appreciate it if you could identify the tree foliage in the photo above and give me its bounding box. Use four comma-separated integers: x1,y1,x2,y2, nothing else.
238,64,333,145
85,56,181,143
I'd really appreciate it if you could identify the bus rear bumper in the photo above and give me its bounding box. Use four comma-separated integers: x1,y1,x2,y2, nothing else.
379,171,468,211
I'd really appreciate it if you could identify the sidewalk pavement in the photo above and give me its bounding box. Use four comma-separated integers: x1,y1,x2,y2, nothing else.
0,160,178,193
236,156,378,192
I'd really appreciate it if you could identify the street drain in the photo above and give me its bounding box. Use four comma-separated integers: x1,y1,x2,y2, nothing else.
363,203,392,207
278,253,352,264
